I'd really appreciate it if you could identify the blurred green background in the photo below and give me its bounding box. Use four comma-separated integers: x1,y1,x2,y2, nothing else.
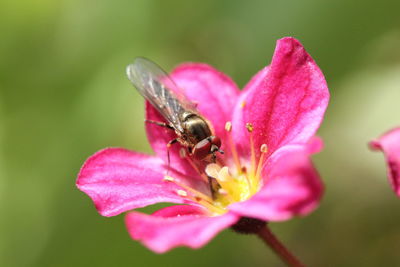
1,0,400,266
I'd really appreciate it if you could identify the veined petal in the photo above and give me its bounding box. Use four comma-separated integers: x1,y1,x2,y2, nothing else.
232,37,329,159
370,127,400,197
125,205,239,253
77,148,189,217
171,63,240,146
228,144,323,221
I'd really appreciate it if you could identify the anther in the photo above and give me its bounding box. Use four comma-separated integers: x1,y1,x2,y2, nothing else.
245,123,254,132
260,144,268,153
218,166,232,182
218,188,228,195
205,163,221,179
163,176,175,182
225,121,232,132
165,174,214,203
177,190,188,197
241,101,246,109
254,144,268,193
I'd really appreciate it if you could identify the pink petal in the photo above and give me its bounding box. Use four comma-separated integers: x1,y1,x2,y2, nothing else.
171,63,240,147
77,148,189,217
125,205,239,253
228,144,323,221
307,136,324,154
232,37,329,159
369,127,400,196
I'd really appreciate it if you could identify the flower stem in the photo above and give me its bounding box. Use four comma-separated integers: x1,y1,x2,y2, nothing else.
257,225,305,267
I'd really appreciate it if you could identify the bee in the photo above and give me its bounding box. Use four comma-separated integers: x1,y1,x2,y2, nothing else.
126,57,223,167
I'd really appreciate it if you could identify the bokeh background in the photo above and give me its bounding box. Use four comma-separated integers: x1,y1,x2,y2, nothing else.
1,0,400,266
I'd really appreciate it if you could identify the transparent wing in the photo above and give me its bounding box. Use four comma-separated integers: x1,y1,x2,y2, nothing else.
126,57,194,133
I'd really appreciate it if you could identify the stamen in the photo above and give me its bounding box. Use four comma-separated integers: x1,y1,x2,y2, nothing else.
206,164,239,201
254,144,268,192
196,198,226,214
225,121,232,132
225,121,242,173
176,189,225,215
177,190,188,197
164,120,265,215
164,176,174,182
245,123,254,132
246,123,256,181
164,175,213,203
218,166,233,182
241,101,246,109
218,188,228,195
205,163,221,179
206,164,233,188
260,143,268,153
219,167,240,195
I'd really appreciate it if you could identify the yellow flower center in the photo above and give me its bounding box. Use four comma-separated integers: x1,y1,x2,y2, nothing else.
164,121,268,215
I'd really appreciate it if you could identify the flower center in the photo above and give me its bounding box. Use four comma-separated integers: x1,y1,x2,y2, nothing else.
164,121,268,215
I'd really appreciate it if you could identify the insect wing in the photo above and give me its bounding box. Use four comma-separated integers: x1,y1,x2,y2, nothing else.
126,57,190,132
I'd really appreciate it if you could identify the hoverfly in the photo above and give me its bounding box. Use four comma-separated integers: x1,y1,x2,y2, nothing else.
126,57,223,167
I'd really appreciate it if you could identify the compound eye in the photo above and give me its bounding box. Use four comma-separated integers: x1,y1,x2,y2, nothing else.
192,139,212,160
210,136,221,148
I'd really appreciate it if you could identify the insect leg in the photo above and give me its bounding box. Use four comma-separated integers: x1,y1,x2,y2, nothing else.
207,175,220,199
166,138,179,175
145,119,174,130
210,145,224,163
211,152,216,163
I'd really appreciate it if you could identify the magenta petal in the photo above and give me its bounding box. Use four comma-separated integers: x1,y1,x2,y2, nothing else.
232,37,329,159
369,127,400,196
125,205,239,253
228,145,323,221
77,148,188,217
171,63,240,144
307,136,324,154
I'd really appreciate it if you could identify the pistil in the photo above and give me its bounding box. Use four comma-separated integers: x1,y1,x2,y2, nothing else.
256,144,268,178
246,123,256,179
225,121,242,173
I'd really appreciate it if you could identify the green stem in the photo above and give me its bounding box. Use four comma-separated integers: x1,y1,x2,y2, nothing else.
257,225,305,267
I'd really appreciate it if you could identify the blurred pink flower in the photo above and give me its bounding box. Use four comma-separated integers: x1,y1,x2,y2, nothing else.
77,37,329,253
370,127,400,197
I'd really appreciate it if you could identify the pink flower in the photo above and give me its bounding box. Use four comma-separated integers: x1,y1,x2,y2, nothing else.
77,37,329,253
369,127,400,196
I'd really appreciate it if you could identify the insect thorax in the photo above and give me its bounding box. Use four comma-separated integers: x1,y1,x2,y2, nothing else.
180,111,212,145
